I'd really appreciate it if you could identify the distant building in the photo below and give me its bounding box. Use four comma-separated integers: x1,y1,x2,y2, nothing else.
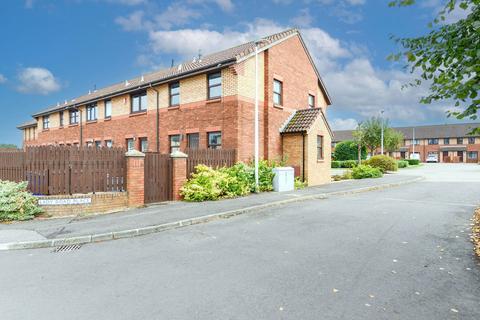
333,123,480,163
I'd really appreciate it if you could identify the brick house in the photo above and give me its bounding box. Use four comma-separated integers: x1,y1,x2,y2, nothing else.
333,123,480,163
17,29,333,185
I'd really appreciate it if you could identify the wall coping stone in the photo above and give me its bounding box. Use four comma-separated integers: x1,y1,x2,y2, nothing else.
125,149,145,157
170,151,188,158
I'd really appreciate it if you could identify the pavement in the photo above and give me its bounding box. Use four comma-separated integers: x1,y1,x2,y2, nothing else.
0,173,421,250
0,163,479,319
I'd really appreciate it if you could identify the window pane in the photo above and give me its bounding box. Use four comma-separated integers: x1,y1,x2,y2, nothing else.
208,73,221,86
105,100,112,118
132,96,140,112
273,80,282,93
188,133,199,149
105,140,113,148
140,94,147,110
209,85,222,99
273,93,281,105
208,132,222,149
309,95,315,108
170,82,179,95
140,138,148,152
127,139,134,151
170,94,180,106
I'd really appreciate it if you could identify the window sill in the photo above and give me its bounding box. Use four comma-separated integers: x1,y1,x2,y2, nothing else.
59,126,64,129
104,117,112,121
168,105,180,110
86,120,98,124
206,98,221,104
129,111,147,117
42,129,50,132
273,104,284,110
68,124,79,127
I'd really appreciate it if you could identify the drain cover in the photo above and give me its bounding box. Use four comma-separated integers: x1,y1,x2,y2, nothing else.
52,244,82,253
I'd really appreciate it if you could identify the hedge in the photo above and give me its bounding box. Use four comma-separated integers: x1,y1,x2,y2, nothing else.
351,165,383,179
407,159,420,165
331,160,358,168
397,160,409,168
363,155,398,172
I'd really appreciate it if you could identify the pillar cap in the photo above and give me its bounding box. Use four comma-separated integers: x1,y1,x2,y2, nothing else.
170,150,188,158
125,149,145,157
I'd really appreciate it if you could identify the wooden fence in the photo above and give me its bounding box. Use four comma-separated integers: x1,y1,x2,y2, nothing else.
0,146,126,195
185,148,236,177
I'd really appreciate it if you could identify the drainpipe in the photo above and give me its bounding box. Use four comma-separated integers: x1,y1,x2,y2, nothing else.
78,106,83,146
150,84,160,152
302,132,306,182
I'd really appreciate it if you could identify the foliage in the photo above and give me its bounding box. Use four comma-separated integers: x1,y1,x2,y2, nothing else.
364,155,399,172
0,180,43,221
0,144,17,149
333,140,367,161
407,159,420,165
353,117,404,155
181,161,277,201
397,160,409,168
294,177,307,189
332,170,353,181
331,160,358,168
389,0,480,133
351,165,383,179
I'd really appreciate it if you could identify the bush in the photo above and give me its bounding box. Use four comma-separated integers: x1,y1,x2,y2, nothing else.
0,180,43,221
333,140,367,161
407,159,420,165
180,160,277,201
342,160,358,168
363,155,398,172
397,160,409,168
331,161,341,168
332,170,353,181
351,165,383,179
294,177,307,189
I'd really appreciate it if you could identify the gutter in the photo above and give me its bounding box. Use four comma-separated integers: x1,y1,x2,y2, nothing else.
31,60,237,118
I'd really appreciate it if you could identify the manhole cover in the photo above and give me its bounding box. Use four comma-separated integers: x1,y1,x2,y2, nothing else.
52,244,82,253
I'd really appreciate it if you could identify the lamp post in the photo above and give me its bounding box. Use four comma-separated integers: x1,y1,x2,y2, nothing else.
380,109,384,155
254,42,259,191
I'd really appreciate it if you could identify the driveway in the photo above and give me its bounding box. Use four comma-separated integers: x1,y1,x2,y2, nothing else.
0,164,479,319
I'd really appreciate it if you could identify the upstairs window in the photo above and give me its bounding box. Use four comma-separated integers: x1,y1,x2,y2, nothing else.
86,103,97,121
105,99,112,119
308,94,315,108
208,132,222,149
208,72,222,99
428,138,438,145
444,138,450,145
273,79,283,106
42,116,50,130
69,110,79,124
169,82,180,106
59,111,64,127
169,135,181,153
468,137,475,144
317,135,324,160
411,139,420,145
457,137,464,144
131,91,147,113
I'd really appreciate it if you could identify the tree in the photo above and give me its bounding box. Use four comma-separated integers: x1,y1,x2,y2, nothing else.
388,0,480,133
385,129,404,152
0,144,17,149
353,117,402,155
333,140,367,161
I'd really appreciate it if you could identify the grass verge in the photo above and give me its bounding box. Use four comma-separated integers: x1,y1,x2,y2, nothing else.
472,208,480,257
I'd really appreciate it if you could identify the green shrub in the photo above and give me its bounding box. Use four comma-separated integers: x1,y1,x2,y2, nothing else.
397,160,409,168
342,160,358,168
180,160,277,201
332,170,353,181
331,161,341,168
363,155,398,172
351,165,383,179
294,177,307,189
0,180,43,221
333,140,367,161
407,159,420,165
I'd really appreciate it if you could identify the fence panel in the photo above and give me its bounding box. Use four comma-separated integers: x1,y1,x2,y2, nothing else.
144,153,172,203
0,146,126,195
185,148,236,177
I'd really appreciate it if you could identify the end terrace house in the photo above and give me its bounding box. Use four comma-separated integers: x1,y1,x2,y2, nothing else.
17,29,333,185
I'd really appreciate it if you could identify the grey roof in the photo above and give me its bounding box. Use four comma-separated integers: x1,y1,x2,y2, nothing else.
281,108,322,133
16,119,38,129
26,28,330,121
333,123,480,142
439,146,467,151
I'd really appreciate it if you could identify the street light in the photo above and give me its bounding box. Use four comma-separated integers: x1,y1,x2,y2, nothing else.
254,41,260,191
380,109,385,155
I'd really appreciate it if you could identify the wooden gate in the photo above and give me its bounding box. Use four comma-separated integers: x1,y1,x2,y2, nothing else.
144,153,172,203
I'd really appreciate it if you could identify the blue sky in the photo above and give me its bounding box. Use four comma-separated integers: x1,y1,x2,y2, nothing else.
0,0,472,145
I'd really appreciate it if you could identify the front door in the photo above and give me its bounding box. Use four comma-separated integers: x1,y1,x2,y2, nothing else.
442,151,448,162
457,151,463,163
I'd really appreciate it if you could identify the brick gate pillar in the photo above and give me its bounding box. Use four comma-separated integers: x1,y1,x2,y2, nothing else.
125,149,145,207
171,151,188,201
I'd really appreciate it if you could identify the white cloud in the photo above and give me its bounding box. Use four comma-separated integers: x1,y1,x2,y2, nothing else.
0,74,6,84
17,67,61,95
115,10,147,31
154,3,201,29
106,0,146,5
213,0,234,12
290,8,313,28
272,0,293,4
344,0,365,5
330,118,358,130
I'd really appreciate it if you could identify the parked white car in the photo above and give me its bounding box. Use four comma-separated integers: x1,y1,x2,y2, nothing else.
426,154,439,163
